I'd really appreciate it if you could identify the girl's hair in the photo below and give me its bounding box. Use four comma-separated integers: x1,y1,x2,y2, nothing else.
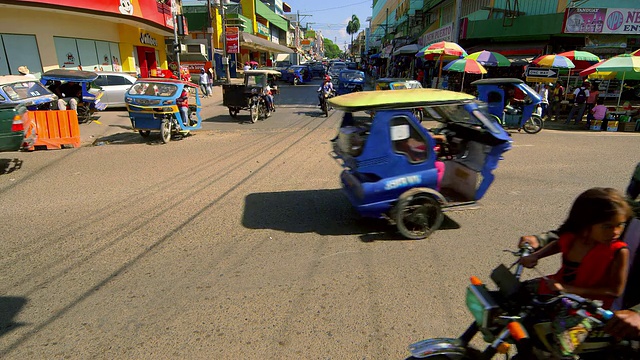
558,187,632,235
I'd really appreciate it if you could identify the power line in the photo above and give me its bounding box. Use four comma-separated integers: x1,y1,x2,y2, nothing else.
301,0,370,13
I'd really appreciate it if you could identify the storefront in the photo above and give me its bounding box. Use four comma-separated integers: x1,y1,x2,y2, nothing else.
0,0,173,77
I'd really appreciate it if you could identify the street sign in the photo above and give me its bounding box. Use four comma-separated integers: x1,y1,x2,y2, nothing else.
525,67,559,83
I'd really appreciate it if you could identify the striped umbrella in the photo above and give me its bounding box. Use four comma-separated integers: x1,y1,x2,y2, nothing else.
443,59,488,91
579,54,640,108
466,51,510,67
632,49,640,56
532,54,575,69
416,41,467,89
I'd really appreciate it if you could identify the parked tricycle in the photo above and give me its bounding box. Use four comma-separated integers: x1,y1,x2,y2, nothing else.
283,65,312,85
223,70,280,123
0,75,58,110
124,78,202,144
329,89,511,239
335,69,365,95
40,69,107,123
472,78,543,134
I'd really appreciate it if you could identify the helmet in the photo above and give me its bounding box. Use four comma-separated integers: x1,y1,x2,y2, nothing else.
325,75,331,81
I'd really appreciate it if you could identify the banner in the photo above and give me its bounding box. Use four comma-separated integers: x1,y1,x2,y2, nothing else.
226,27,240,54
563,8,640,34
418,23,453,47
15,0,174,29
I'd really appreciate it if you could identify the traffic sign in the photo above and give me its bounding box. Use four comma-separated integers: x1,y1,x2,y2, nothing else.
525,67,559,83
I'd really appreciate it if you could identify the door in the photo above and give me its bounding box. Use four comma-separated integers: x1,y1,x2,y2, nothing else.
106,75,134,106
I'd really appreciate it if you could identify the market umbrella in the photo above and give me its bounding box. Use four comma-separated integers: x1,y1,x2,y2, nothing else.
579,54,640,108
417,41,467,88
393,44,421,56
532,55,575,99
557,50,600,66
631,49,640,56
466,51,510,67
443,58,487,92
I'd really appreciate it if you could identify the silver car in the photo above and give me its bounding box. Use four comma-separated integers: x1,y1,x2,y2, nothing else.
94,72,137,107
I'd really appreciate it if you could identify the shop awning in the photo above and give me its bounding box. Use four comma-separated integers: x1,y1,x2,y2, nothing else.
241,32,293,53
466,42,547,56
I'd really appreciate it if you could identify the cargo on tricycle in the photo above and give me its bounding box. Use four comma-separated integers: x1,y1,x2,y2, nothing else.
329,89,512,239
125,78,202,144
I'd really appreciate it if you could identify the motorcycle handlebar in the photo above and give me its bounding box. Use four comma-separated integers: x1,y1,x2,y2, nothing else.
532,293,613,321
513,243,533,280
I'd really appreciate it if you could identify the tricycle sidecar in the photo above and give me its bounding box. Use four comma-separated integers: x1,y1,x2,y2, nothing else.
283,65,312,85
472,78,543,134
124,78,202,144
329,89,511,239
41,69,107,123
336,69,365,95
223,70,280,123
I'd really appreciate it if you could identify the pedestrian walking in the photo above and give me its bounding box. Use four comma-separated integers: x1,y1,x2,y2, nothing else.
537,83,549,119
566,81,590,124
585,83,599,125
199,68,211,98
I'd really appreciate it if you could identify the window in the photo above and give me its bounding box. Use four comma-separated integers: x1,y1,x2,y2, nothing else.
94,75,108,87
107,75,131,86
390,116,429,163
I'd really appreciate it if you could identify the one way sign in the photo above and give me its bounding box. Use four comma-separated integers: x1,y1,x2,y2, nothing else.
525,67,559,82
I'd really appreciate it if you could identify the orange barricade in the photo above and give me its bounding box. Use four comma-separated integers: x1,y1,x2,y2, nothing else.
25,110,80,150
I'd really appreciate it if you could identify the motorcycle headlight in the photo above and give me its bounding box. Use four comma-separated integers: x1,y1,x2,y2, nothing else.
251,88,258,94
465,285,500,328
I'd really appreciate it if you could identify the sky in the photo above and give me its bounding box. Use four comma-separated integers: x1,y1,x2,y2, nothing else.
182,0,373,51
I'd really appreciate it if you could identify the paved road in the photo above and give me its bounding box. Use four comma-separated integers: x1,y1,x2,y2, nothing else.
1,80,639,359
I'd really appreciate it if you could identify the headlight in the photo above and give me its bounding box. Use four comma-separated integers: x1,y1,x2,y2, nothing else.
465,285,499,328
125,97,133,104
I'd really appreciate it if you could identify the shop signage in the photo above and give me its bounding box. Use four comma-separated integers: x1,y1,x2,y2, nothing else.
140,33,158,47
15,0,174,30
563,8,640,34
257,23,270,38
525,67,559,83
226,27,240,54
418,23,453,47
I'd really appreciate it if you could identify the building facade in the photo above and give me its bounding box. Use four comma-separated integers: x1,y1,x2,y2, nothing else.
0,0,176,78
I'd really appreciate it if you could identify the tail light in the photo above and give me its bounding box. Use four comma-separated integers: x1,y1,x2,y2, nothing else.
11,114,24,132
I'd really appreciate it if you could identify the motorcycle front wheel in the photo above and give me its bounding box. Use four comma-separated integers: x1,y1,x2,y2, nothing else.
523,115,543,134
322,101,328,117
249,105,259,123
160,119,171,144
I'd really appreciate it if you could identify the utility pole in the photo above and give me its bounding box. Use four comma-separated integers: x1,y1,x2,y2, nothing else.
172,3,181,75
206,0,214,64
452,0,463,43
215,0,230,83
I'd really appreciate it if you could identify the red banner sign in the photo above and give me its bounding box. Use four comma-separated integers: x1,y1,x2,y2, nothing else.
15,0,174,30
226,27,240,54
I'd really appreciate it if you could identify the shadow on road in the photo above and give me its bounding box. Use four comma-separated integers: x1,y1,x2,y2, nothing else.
242,189,460,241
0,158,23,175
93,131,194,146
203,113,248,124
0,296,27,337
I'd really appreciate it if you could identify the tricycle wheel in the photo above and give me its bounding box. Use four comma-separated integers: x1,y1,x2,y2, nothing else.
160,119,171,143
249,105,259,123
395,190,444,239
322,101,328,117
77,106,91,123
523,115,543,134
228,108,239,118
139,130,151,138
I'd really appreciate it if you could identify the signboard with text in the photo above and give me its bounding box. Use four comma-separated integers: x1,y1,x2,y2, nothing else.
418,23,453,47
525,67,559,83
16,0,174,29
563,8,640,34
226,27,240,54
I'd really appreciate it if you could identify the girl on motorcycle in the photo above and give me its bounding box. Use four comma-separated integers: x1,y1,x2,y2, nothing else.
519,187,633,309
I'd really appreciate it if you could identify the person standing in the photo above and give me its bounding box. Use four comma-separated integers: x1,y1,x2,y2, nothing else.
537,83,549,119
18,65,36,79
199,68,210,98
566,81,590,124
585,83,600,125
551,81,564,121
176,88,190,126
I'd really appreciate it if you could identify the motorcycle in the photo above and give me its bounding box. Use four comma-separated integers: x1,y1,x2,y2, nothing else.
319,89,335,117
248,91,270,123
405,242,640,359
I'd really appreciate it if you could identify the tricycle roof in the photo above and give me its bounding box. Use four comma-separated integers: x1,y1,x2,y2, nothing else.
471,78,524,86
0,75,38,85
328,89,475,112
41,69,98,81
244,70,281,76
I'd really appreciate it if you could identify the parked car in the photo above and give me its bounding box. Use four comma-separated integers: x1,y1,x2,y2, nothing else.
0,103,34,152
93,71,137,107
310,62,327,78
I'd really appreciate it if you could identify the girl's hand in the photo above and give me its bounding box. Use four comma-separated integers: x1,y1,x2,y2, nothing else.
519,254,538,268
545,279,565,293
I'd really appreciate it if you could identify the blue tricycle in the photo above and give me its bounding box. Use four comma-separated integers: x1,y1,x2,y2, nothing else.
472,78,543,134
41,69,107,123
283,65,312,85
329,89,512,239
125,78,202,144
335,69,365,95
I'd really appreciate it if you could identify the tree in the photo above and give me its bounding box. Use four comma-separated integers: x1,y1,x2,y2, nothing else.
323,38,342,59
346,15,360,57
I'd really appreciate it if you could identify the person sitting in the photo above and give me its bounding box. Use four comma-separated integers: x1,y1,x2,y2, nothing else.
57,82,82,113
264,84,275,112
503,87,524,115
519,187,632,309
589,98,607,128
47,80,63,98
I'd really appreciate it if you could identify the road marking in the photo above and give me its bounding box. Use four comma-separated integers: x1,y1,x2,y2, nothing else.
319,250,359,259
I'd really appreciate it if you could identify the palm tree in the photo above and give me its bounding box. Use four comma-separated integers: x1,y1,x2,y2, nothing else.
346,15,360,57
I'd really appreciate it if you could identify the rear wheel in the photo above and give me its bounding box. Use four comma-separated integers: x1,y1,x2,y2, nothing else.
249,105,259,123
523,115,543,134
322,100,328,117
160,119,171,143
77,106,91,123
395,190,444,239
